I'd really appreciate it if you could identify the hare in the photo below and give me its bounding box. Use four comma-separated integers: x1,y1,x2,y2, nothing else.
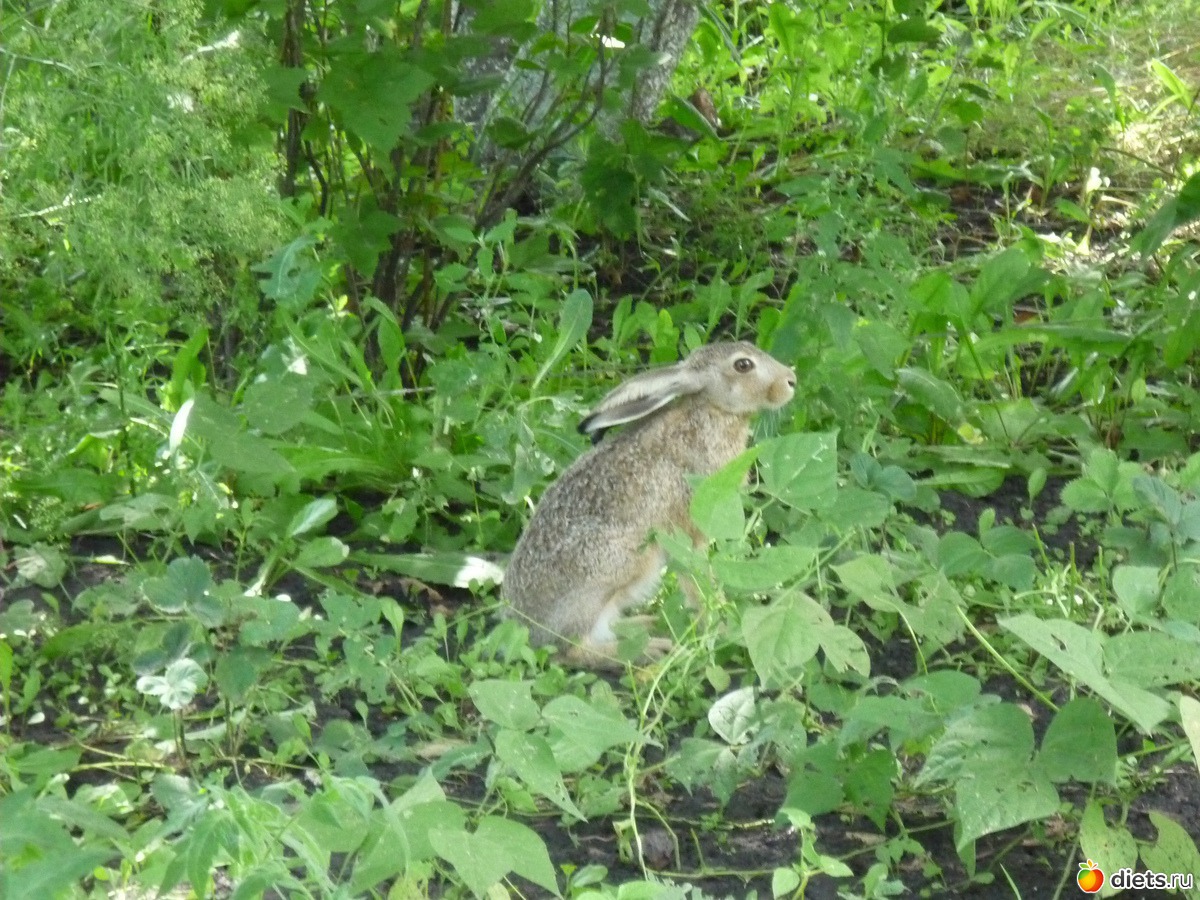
502,341,796,669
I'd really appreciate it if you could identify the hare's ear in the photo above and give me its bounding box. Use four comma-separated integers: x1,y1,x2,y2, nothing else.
578,364,708,442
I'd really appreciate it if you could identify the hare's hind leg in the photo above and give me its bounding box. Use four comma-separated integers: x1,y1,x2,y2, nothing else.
565,547,672,670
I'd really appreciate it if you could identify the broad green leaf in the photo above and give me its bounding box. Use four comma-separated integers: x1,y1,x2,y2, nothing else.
0,795,112,898
969,246,1035,318
1037,698,1116,784
143,557,218,621
1078,799,1138,883
757,431,838,510
691,448,758,540
936,531,989,577
711,544,817,592
468,680,540,731
833,554,899,611
999,615,1172,734
925,704,1060,850
542,695,642,772
430,816,559,898
772,867,801,898
741,593,823,689
213,648,268,705
1104,631,1200,688
532,289,593,390
919,702,1036,786
241,375,314,436
494,730,583,820
896,367,966,425
317,50,434,152
1140,812,1200,887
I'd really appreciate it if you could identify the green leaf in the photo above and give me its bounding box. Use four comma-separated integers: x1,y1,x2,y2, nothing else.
896,367,966,424
833,554,899,611
144,557,218,621
757,431,838,509
1079,799,1138,883
1104,631,1200,688
888,20,942,43
288,498,338,538
1140,812,1200,887
165,327,209,411
214,648,268,705
318,49,435,152
920,703,1060,849
969,246,1035,318
711,544,817,592
1037,698,1117,784
532,289,593,390
469,680,540,731
14,544,67,588
0,792,113,896
690,448,758,540
494,730,584,820
541,695,642,772
430,816,559,898
741,593,822,689
293,537,349,569
240,375,314,436
1182,695,1200,779
999,615,1172,734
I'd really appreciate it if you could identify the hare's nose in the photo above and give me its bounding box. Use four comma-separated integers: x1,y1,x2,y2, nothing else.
786,371,797,389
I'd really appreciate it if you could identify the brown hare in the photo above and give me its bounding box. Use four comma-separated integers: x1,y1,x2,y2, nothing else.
502,341,796,669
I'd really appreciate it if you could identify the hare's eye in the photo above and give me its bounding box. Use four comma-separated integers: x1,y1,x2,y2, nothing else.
733,357,755,374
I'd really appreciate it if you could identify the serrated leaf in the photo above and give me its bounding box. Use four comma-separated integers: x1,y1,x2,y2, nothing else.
532,289,593,390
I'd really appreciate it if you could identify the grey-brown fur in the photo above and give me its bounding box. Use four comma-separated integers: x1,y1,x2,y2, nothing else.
502,342,796,669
